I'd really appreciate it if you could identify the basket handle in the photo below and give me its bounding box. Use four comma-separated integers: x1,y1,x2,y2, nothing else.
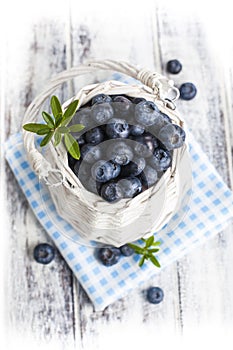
23,59,179,179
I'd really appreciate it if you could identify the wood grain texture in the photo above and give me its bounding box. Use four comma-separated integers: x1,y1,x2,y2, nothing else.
156,4,233,334
1,0,233,349
2,2,77,348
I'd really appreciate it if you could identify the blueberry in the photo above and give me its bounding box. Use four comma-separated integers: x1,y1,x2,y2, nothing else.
98,246,121,266
166,59,182,74
106,118,130,139
73,107,93,129
111,162,121,178
91,102,114,124
120,157,146,177
135,101,160,126
81,144,102,164
147,287,164,304
130,124,145,136
120,244,134,256
158,123,185,150
140,165,158,187
179,82,197,100
132,97,146,104
106,141,133,166
33,243,55,265
84,177,101,195
68,152,78,170
149,148,172,172
84,127,104,145
118,177,142,198
91,160,121,183
131,133,158,158
91,94,112,105
112,95,132,116
150,112,172,137
100,182,123,202
74,161,90,183
76,134,86,146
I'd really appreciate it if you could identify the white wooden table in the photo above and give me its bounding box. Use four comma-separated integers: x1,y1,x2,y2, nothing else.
1,1,233,349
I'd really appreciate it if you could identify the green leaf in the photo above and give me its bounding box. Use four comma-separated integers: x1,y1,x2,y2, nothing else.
57,126,69,134
42,111,54,128
64,133,80,160
149,255,161,268
55,114,63,128
152,241,161,247
54,132,62,147
68,124,85,132
40,131,54,147
61,99,79,126
36,127,51,135
145,235,154,248
148,248,160,254
128,243,144,255
51,95,63,120
139,256,145,267
23,123,49,133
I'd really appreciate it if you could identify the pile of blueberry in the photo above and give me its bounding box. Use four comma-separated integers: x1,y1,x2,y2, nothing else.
68,93,186,202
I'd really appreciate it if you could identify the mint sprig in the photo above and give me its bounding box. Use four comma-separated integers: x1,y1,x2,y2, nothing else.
128,235,161,268
23,95,84,159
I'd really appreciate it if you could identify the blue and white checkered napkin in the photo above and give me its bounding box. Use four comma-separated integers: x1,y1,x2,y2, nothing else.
5,131,233,310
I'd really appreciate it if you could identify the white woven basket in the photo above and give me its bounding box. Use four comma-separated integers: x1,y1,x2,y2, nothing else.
23,59,188,247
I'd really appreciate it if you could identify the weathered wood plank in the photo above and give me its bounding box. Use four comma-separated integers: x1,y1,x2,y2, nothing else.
1,2,77,347
156,4,233,336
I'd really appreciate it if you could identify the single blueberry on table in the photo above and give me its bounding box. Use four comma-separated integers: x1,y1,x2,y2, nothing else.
120,156,146,177
100,182,123,203
149,148,172,172
158,123,185,150
135,100,160,126
81,144,102,164
179,82,197,100
91,102,114,124
166,59,182,74
118,176,142,198
84,126,104,145
91,93,112,105
91,160,121,183
98,246,121,266
106,118,130,139
147,286,164,304
106,141,133,166
120,244,134,256
33,243,55,265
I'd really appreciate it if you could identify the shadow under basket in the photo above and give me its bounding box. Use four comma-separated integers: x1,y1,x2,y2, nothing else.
22,60,190,247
